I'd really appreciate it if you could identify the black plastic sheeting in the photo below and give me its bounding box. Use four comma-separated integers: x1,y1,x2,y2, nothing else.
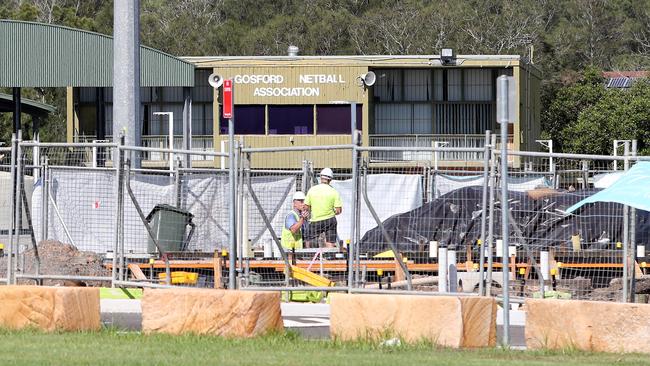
359,186,650,256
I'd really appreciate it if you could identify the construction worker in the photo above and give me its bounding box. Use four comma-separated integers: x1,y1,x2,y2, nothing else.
304,168,342,248
281,191,309,251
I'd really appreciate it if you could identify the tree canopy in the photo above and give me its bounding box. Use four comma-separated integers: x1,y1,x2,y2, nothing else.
1,0,649,151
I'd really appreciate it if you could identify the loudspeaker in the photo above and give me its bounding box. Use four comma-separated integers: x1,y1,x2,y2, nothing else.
208,73,223,88
359,71,376,87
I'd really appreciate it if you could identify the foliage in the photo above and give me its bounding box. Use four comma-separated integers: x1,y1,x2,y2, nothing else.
561,79,650,155
0,0,649,146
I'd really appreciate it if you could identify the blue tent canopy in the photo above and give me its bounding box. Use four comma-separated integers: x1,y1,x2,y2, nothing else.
566,161,650,214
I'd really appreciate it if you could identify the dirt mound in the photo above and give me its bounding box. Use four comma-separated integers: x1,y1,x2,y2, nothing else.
0,240,110,286
585,277,650,302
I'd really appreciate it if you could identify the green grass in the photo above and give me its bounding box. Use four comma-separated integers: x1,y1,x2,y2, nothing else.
0,329,647,366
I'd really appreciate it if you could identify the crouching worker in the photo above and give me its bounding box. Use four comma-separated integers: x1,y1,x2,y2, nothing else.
281,191,309,263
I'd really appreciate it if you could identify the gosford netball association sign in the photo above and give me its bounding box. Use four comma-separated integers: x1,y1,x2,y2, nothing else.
232,74,346,97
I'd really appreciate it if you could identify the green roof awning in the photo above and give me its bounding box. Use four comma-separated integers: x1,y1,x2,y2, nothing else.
0,20,194,87
0,92,56,117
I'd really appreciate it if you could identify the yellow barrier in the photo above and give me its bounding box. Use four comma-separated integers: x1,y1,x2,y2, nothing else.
290,266,334,287
158,271,199,285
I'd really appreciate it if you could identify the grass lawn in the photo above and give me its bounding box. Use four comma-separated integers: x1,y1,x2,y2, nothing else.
0,329,647,366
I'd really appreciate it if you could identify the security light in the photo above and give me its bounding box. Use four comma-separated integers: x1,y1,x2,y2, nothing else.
440,48,455,66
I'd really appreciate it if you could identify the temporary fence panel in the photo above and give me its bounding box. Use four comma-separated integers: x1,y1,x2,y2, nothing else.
356,145,490,294
239,146,353,294
14,143,115,286
493,151,634,302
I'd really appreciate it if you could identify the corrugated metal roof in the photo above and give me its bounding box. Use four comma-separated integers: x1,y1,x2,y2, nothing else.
0,20,194,87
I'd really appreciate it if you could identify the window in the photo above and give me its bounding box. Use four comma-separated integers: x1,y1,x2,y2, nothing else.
220,105,265,134
463,69,493,101
374,69,433,102
447,69,462,101
403,69,431,101
316,105,362,134
374,104,432,134
374,69,402,102
268,105,313,134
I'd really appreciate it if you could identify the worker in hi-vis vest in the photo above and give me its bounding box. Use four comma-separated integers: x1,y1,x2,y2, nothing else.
281,191,309,252
304,168,342,248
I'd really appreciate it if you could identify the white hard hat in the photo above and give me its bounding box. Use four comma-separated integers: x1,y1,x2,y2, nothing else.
293,191,306,200
320,168,334,179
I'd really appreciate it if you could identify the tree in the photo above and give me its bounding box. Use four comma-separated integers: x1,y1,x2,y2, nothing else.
561,79,650,155
541,68,605,151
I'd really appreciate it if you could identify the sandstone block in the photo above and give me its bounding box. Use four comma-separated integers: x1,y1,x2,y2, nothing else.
142,288,283,337
0,286,100,331
526,298,650,353
330,294,496,347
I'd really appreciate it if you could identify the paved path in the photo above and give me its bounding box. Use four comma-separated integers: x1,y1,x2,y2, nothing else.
100,300,526,346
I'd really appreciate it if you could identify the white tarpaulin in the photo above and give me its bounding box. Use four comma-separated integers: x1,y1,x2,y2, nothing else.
434,174,550,197
31,169,295,253
331,174,423,242
593,172,624,189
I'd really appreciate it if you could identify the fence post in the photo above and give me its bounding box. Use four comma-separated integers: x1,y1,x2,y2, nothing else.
349,140,359,291
486,134,497,296
7,133,17,284
40,156,49,242
630,140,638,302
236,141,245,278
111,138,123,288
622,141,630,302
228,122,237,290
478,130,491,296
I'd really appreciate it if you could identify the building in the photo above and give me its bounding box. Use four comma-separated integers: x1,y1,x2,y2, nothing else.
603,71,648,89
69,52,542,169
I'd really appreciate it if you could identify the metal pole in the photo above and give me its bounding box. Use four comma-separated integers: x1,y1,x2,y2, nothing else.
228,114,237,289
613,140,618,171
439,246,448,293
236,140,244,276
548,140,553,174
32,132,40,180
169,113,174,173
13,132,24,283
497,74,510,346
349,102,358,290
174,159,181,208
7,133,17,284
630,140,638,302
111,142,122,287
113,0,141,166
182,87,192,169
478,130,491,296
48,191,76,248
622,141,630,302
486,134,497,295
40,156,48,242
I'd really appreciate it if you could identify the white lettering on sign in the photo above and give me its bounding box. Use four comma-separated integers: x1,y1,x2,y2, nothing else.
299,74,345,84
227,73,348,98
233,74,284,84
253,87,320,97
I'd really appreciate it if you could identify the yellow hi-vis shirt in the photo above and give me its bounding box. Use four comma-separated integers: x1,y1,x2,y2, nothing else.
305,183,342,222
